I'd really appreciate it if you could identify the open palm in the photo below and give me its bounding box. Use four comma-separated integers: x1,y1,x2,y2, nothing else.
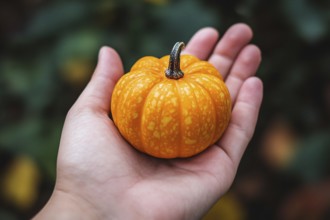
35,23,263,220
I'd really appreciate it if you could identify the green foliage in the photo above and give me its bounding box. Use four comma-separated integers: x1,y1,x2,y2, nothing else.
282,0,328,43
290,131,330,182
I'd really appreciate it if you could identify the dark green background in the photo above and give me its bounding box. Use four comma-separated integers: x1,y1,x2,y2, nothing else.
1,0,330,219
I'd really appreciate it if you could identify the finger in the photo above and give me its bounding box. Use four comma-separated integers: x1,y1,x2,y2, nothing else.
208,23,253,78
183,27,219,60
217,77,263,166
74,46,124,113
225,44,262,103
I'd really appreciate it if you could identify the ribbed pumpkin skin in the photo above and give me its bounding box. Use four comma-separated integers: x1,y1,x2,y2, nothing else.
111,54,231,158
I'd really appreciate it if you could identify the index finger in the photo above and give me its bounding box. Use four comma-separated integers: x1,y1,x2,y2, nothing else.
183,27,219,60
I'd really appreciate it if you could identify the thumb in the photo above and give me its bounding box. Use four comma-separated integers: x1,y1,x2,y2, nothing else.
74,46,124,113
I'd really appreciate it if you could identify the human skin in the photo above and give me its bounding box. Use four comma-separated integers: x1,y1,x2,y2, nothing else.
34,23,263,220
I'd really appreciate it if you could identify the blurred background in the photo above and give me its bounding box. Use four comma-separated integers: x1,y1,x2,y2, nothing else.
0,0,330,219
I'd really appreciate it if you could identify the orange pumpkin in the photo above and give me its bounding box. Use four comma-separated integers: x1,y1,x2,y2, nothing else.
111,42,231,158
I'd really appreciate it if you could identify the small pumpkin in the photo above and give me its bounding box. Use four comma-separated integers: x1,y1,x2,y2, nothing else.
111,42,231,158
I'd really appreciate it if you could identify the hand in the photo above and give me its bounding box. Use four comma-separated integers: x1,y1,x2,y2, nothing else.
34,23,263,220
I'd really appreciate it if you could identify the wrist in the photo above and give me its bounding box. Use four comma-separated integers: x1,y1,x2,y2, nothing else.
33,188,99,220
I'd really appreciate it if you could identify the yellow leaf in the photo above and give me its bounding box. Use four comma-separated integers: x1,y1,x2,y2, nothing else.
2,155,40,210
60,58,93,87
261,119,298,169
203,192,246,220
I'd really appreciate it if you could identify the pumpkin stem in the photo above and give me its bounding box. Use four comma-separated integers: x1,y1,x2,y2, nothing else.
165,42,185,79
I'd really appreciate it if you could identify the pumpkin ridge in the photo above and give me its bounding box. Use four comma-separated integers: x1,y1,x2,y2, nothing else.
180,55,200,70
131,69,164,78
139,79,165,154
183,62,221,79
131,56,164,73
112,73,140,121
186,77,218,146
184,80,202,153
114,74,146,128
160,55,170,69
189,74,231,143
115,73,162,147
174,80,183,157
186,73,223,84
155,82,171,157
136,69,165,78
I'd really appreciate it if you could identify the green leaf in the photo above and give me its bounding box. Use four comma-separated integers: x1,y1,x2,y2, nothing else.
281,0,328,43
1,55,56,112
150,0,219,48
0,209,17,220
13,1,90,43
54,29,104,63
289,131,330,182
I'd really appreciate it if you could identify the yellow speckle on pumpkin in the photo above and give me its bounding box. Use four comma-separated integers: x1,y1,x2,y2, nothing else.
185,138,196,145
153,131,160,138
171,97,178,105
169,109,176,113
151,100,157,107
184,116,192,125
147,122,155,130
165,148,174,154
161,116,172,126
